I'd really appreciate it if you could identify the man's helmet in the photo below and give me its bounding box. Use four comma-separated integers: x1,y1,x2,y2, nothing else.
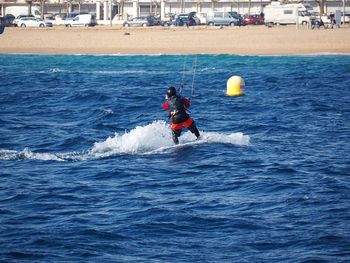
167,86,177,98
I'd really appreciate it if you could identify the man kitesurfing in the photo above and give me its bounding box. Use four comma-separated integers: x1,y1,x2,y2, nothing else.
163,56,200,145
162,86,200,145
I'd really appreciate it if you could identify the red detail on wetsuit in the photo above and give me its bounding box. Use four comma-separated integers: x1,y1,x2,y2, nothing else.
183,98,190,108
162,101,169,110
171,117,193,130
163,96,192,131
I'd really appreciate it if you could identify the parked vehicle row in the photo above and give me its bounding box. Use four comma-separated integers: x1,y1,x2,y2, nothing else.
0,12,97,28
7,9,348,29
122,12,252,28
1,14,53,28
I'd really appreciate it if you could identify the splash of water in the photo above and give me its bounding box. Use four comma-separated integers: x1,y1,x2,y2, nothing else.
90,120,174,157
0,120,250,161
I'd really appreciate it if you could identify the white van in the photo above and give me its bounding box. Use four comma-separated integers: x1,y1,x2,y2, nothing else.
64,14,97,27
5,6,41,18
264,2,314,25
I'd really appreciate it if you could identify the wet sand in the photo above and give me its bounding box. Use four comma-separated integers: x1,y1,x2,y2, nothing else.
0,25,350,55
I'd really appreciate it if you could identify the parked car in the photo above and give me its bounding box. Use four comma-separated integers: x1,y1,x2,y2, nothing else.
44,13,55,21
17,17,53,27
341,12,350,23
50,13,67,25
53,13,66,20
123,16,154,27
13,14,35,26
197,12,207,25
228,12,246,26
150,15,161,25
253,14,265,24
243,14,264,25
160,13,174,26
192,13,201,25
172,12,198,26
3,14,16,27
0,17,5,33
207,11,240,26
160,19,172,26
64,14,97,27
163,13,175,21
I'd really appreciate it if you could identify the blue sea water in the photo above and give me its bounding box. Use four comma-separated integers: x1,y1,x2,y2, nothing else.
0,54,350,262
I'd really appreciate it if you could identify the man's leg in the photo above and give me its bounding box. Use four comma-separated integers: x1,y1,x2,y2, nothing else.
184,117,200,138
171,122,183,145
188,122,200,138
172,129,181,145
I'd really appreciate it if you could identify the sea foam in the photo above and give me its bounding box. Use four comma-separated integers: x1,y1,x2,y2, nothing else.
0,120,250,162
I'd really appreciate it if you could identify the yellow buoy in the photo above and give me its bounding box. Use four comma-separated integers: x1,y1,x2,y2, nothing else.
227,76,245,96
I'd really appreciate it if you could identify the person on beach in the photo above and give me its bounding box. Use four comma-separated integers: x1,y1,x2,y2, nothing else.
329,14,336,29
318,18,326,29
162,86,200,145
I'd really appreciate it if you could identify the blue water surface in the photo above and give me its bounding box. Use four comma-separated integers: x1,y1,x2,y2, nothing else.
1,54,350,262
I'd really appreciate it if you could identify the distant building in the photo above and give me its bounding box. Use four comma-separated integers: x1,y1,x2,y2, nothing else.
1,0,348,21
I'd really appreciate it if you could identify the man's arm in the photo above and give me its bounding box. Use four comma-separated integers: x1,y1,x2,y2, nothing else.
162,101,169,110
182,98,190,109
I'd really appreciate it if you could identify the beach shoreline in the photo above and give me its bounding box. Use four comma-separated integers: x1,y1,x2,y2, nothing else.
1,25,350,55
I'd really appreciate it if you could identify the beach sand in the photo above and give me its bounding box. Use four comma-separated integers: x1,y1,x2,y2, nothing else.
0,25,350,55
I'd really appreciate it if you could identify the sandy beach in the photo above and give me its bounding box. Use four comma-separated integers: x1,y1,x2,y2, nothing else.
0,25,350,55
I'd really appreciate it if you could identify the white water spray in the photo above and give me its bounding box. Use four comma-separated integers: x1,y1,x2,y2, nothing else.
0,120,250,161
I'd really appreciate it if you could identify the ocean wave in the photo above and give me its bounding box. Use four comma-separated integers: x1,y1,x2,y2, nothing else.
23,68,172,75
0,148,65,162
254,52,350,57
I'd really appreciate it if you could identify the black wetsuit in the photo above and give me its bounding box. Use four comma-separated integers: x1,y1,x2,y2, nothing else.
163,95,200,144
167,95,190,124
